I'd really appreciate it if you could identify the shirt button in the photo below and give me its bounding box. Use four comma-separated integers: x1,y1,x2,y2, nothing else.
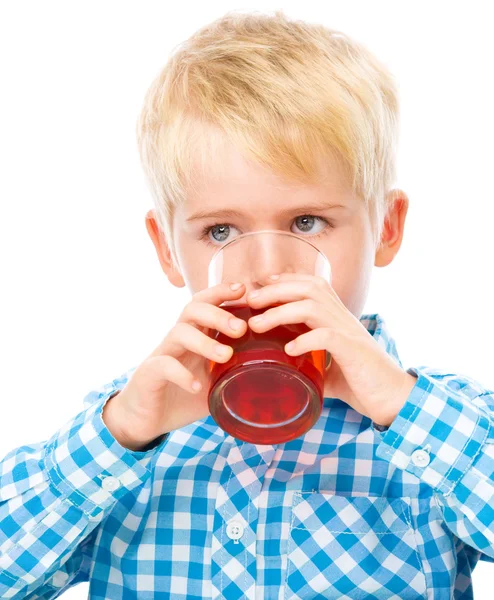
101,476,121,492
226,520,244,543
51,571,68,587
411,449,430,467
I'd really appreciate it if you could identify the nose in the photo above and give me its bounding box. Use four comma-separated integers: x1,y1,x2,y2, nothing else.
250,233,295,289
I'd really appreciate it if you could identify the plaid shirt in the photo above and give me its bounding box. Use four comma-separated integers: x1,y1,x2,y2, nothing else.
0,313,493,599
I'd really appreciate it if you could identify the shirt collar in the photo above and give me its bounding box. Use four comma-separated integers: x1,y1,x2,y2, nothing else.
359,312,403,370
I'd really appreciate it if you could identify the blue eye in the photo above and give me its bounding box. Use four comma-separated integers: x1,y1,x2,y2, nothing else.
200,215,334,247
202,223,235,245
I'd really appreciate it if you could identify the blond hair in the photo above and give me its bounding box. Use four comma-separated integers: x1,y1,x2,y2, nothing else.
136,9,400,271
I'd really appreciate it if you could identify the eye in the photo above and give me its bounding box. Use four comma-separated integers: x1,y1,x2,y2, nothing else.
292,215,327,235
200,215,334,248
200,223,240,247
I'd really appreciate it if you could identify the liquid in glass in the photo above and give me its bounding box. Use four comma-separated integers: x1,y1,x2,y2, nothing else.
207,303,326,444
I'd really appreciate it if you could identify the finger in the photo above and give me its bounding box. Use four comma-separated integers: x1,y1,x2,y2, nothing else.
159,322,234,363
248,299,327,332
263,273,340,304
247,280,327,309
267,273,331,287
148,354,204,394
191,281,247,307
178,301,247,338
284,327,336,356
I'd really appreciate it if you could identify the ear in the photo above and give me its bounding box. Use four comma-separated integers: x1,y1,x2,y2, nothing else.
374,189,409,268
145,209,186,288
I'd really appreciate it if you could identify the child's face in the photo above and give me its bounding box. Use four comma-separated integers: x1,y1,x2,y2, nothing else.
146,138,408,319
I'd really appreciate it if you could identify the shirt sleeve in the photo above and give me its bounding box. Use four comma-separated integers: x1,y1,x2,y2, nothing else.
0,367,170,599
370,366,494,562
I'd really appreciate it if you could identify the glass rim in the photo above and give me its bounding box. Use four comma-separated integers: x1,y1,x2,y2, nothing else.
207,228,330,267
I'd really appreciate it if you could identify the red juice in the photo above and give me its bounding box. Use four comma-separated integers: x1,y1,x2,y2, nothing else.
206,303,326,445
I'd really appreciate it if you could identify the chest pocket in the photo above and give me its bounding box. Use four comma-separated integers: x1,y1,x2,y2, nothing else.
284,492,428,600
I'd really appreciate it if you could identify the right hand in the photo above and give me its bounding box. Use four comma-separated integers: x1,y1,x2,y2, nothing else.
102,282,248,449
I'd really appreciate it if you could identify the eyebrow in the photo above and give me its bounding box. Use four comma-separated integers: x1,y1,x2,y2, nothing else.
185,202,347,222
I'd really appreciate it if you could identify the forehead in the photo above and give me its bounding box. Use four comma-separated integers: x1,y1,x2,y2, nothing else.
180,135,358,220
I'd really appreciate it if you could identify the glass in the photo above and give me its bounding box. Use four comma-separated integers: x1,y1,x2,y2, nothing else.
206,229,332,444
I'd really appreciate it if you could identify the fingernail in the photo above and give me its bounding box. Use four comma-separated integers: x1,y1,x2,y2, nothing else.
230,282,242,291
229,317,243,330
286,341,295,352
215,344,230,356
191,380,202,392
269,274,280,280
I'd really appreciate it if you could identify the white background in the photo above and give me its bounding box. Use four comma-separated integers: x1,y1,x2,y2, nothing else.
1,1,493,598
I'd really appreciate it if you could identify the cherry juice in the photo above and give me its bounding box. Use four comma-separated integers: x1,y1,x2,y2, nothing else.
207,303,326,444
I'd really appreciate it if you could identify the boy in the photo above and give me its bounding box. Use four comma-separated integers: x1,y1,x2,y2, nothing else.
1,8,493,599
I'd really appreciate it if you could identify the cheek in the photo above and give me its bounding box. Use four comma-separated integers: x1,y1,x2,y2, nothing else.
174,234,212,295
324,232,374,315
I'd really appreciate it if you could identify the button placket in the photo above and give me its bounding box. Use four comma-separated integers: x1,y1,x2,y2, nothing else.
211,440,276,599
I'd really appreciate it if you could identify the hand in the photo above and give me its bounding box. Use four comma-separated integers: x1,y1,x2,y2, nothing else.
245,273,417,427
102,282,249,449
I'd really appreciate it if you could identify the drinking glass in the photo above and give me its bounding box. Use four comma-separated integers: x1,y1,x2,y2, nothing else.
206,230,332,444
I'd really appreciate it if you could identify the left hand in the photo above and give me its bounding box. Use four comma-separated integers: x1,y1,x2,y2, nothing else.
245,273,417,427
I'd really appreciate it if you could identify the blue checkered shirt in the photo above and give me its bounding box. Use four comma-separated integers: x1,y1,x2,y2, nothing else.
1,313,493,599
